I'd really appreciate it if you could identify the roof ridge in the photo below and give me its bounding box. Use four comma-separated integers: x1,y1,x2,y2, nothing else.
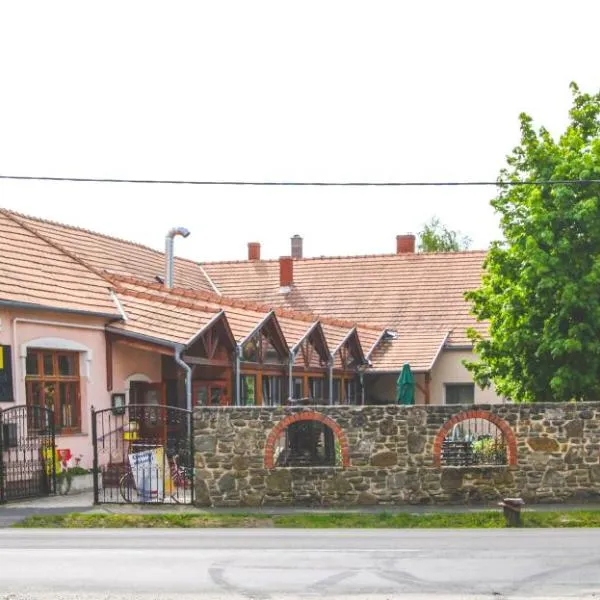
110,273,382,331
1,208,116,287
199,249,488,266
1,207,202,268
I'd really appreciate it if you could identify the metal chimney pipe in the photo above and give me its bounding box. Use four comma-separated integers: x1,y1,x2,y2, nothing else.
165,227,190,288
291,234,303,259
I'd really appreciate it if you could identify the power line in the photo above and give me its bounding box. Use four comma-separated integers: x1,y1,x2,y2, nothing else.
0,174,599,186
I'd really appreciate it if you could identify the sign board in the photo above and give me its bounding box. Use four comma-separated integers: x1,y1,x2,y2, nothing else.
0,346,14,402
128,447,173,502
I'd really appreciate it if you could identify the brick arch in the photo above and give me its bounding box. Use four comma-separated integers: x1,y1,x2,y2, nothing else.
432,409,518,467
264,410,350,469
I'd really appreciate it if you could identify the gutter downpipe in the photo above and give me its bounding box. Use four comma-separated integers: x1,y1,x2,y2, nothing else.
288,350,294,401
174,346,192,413
328,360,334,405
235,344,242,406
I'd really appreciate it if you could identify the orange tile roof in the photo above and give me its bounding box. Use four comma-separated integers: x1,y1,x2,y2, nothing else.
111,277,381,358
368,327,450,372
8,209,214,292
200,252,487,346
1,206,484,371
0,210,119,316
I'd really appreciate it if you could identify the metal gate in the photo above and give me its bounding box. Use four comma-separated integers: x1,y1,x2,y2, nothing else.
92,405,194,504
0,405,56,503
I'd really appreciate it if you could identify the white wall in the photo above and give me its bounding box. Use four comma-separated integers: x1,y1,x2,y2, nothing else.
365,349,503,405
430,349,502,405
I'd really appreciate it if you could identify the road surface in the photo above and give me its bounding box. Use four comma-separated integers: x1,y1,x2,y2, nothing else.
0,528,599,599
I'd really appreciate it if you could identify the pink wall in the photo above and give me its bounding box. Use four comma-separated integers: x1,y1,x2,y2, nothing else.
111,342,162,396
0,308,161,469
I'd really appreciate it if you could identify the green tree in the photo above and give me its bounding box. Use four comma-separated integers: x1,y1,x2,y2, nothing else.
466,83,600,402
417,217,472,252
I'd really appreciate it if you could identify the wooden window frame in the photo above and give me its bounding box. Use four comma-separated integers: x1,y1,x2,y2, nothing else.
25,349,82,435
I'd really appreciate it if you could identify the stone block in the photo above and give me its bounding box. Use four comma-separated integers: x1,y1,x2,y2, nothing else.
371,451,398,467
218,473,236,493
266,470,292,492
565,419,584,439
440,469,463,491
357,491,378,505
241,492,264,507
407,432,426,454
325,475,352,494
527,437,559,452
196,435,217,454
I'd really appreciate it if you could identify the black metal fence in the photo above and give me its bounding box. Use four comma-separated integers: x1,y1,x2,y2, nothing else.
92,405,194,505
440,417,507,466
0,405,56,503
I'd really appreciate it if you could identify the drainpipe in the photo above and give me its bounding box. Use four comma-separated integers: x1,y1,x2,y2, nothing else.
174,347,192,412
165,227,191,289
328,360,334,405
235,344,242,406
359,370,365,405
288,350,294,400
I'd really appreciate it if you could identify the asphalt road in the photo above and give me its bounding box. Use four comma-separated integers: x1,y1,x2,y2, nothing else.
0,529,599,599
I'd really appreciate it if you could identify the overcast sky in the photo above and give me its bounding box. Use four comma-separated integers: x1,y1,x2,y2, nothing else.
0,1,598,262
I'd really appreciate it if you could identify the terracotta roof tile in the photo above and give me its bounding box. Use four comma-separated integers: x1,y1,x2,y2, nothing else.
201,252,487,346
368,327,450,372
7,209,214,292
0,211,118,316
111,278,380,356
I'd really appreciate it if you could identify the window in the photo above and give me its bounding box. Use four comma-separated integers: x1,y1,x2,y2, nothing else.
263,375,284,406
274,420,339,467
242,332,284,365
439,415,508,466
262,335,282,364
292,377,304,400
332,378,341,404
241,374,256,406
445,383,475,405
344,378,357,404
25,349,81,434
242,337,259,362
308,377,324,402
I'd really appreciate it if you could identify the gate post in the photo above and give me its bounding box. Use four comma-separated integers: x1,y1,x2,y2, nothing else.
50,408,57,495
189,409,195,505
0,409,4,504
91,406,99,504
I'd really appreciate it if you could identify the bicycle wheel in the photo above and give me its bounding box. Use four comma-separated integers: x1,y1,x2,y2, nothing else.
119,472,135,503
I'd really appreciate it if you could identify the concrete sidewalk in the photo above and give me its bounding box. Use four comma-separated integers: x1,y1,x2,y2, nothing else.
0,491,598,526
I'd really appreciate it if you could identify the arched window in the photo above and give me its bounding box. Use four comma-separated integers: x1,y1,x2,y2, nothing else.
264,411,350,468
274,420,338,467
433,410,517,467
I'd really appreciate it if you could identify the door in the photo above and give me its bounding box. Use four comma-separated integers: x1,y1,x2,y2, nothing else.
129,382,166,444
193,380,230,407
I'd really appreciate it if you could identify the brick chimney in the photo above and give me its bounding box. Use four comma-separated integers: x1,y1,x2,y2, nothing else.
396,234,416,254
279,256,293,292
291,234,303,259
248,242,261,261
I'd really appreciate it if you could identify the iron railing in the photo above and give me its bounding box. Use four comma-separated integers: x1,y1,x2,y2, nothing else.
0,405,55,503
440,417,507,466
92,404,194,505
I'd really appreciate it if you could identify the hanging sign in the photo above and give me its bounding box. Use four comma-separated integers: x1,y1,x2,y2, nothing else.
0,346,14,402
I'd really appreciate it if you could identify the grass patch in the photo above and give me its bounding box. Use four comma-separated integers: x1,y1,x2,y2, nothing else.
13,509,600,529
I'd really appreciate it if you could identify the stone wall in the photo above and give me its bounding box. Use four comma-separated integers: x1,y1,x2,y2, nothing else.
193,403,600,507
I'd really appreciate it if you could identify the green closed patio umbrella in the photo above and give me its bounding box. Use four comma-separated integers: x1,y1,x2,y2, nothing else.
397,363,415,405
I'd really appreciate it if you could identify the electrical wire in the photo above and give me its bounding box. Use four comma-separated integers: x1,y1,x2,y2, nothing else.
0,174,599,186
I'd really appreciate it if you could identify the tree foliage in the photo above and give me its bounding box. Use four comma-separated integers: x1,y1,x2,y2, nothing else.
417,216,472,252
466,83,600,402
